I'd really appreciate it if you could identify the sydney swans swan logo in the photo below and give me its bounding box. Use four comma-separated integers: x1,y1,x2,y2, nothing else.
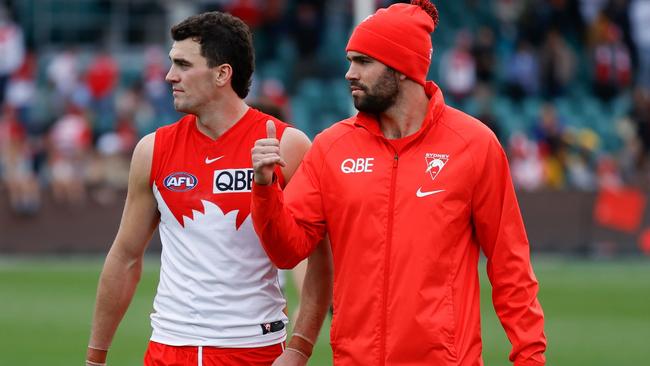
416,153,448,197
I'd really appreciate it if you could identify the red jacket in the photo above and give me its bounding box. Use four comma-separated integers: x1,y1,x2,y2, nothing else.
252,82,546,365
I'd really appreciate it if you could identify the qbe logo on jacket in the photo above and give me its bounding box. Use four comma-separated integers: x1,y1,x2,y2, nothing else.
213,169,254,194
341,157,374,174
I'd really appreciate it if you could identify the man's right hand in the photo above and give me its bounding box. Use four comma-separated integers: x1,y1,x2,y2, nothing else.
252,120,286,185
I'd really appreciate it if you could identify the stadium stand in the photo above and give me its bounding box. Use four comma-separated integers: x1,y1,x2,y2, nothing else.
1,0,649,255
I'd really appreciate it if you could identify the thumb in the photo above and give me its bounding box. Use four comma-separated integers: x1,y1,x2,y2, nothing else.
266,120,277,139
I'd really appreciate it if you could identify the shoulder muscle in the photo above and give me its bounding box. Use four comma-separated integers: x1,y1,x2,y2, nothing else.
279,127,311,183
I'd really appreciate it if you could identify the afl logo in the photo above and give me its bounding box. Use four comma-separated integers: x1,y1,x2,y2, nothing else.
163,172,198,192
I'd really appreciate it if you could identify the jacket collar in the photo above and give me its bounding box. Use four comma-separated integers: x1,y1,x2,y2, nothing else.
352,81,446,143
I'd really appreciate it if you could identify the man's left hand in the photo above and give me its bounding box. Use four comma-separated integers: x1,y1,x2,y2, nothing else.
272,349,308,366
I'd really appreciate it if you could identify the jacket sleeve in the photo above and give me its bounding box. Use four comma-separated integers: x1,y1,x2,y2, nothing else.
251,142,327,269
471,135,547,366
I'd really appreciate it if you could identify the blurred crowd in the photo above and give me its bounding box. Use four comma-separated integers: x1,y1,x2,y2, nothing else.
1,0,649,217
435,0,650,193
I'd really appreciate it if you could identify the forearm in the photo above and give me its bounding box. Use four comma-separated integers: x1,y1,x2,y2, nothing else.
288,239,333,358
252,181,323,269
87,248,143,362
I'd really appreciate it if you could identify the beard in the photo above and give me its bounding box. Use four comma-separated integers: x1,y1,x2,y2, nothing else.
351,68,400,114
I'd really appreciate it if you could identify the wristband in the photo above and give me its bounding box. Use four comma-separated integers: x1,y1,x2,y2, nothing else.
285,347,309,360
291,332,315,347
85,361,106,366
86,345,108,365
288,333,314,358
87,345,109,352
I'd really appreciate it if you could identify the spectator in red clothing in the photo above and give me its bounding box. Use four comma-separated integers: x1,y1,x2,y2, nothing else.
85,50,119,135
592,24,632,102
226,0,263,29
86,52,118,100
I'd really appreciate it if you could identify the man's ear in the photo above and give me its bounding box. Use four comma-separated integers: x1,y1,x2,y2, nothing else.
214,64,233,87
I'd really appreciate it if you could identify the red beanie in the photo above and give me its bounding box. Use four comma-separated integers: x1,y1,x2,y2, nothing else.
346,0,439,86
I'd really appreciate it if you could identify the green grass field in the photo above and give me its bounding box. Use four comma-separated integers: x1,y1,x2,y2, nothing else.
1,255,649,365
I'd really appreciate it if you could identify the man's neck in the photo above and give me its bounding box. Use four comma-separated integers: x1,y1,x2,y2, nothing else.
195,96,249,140
379,84,429,139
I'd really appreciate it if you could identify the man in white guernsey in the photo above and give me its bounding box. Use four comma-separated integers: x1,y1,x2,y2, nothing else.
85,11,332,366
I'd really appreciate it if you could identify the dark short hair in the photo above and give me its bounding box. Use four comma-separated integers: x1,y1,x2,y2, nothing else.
171,11,254,99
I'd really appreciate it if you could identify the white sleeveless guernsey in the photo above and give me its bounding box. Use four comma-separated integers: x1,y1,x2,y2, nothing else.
148,108,289,347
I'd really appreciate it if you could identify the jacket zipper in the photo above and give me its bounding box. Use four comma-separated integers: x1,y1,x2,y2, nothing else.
380,152,399,365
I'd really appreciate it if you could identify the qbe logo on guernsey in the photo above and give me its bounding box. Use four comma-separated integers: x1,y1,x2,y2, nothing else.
213,169,254,194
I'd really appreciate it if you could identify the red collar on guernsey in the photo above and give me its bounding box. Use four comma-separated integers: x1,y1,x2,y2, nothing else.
353,81,446,151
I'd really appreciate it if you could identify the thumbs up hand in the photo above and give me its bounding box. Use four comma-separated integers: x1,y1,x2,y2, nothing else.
266,119,277,139
252,120,287,185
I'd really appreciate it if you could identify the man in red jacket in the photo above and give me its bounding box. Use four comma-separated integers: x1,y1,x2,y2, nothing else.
251,1,547,365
